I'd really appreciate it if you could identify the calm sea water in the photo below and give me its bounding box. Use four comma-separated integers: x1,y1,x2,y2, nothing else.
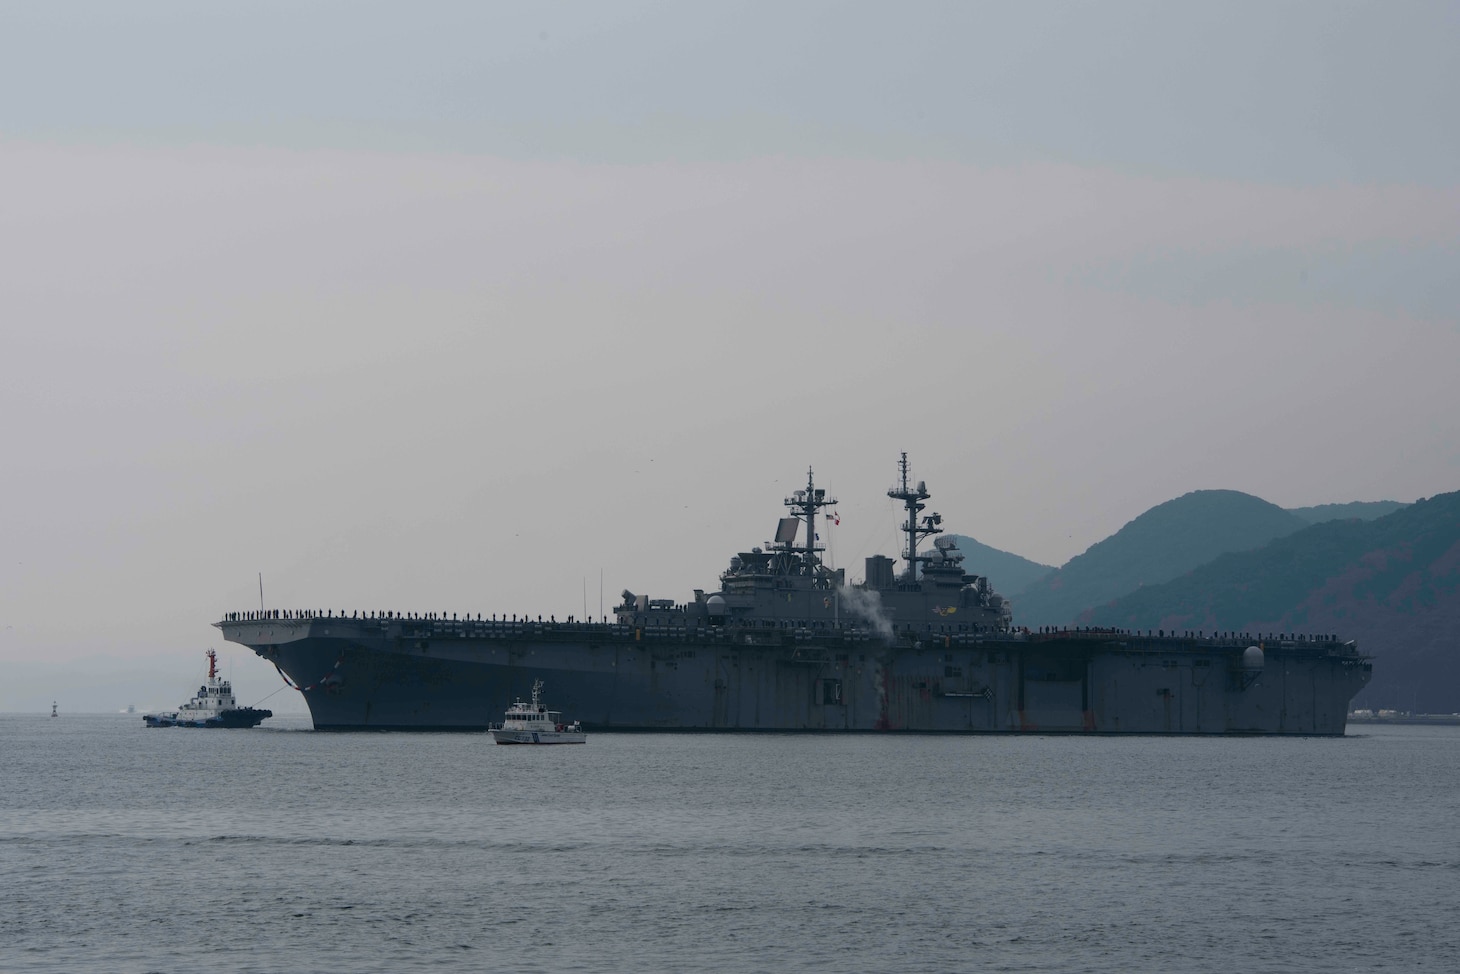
2,714,1456,974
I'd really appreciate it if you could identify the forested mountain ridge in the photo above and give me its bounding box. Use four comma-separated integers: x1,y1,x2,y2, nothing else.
1010,490,1309,628
1080,491,1460,712
1288,500,1409,523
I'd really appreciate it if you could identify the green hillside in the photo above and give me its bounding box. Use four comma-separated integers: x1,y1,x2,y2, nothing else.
941,534,1053,596
1011,490,1309,628
1082,491,1460,712
1288,500,1409,523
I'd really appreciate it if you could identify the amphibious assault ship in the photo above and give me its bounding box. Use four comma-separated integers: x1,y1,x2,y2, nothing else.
217,455,1372,733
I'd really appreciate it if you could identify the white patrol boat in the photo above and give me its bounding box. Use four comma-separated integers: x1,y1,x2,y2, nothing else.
490,680,586,745
144,649,272,728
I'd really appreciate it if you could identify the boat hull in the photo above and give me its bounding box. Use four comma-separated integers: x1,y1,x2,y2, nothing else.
143,708,272,728
491,729,587,744
219,618,1371,735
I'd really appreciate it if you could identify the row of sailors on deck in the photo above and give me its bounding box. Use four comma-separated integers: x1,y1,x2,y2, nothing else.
220,611,1342,645
223,609,591,624
1033,625,1342,643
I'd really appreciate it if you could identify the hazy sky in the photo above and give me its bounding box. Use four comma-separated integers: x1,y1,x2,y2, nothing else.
3,1,1457,711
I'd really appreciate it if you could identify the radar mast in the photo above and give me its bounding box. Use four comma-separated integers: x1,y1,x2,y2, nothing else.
780,467,837,579
887,452,942,581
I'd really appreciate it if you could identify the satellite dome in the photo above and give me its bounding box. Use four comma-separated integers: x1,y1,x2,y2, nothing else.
1242,645,1265,670
707,595,727,613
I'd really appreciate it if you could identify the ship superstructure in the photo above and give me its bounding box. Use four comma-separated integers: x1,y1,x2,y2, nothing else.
622,458,1010,639
216,455,1371,733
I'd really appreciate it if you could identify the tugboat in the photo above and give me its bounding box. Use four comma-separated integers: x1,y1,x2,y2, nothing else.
144,650,272,728
490,680,586,745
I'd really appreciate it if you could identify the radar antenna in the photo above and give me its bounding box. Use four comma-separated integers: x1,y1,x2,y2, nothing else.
887,452,942,581
778,467,837,582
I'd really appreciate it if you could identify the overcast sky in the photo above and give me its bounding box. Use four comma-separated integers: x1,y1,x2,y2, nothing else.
3,1,1457,711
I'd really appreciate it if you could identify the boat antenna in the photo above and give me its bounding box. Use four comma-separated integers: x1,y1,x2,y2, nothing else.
258,572,264,613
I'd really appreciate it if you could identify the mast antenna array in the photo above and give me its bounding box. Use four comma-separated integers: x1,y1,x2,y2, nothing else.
887,451,942,580
781,466,837,576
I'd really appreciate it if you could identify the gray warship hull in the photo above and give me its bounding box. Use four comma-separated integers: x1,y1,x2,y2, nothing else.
219,616,1370,734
